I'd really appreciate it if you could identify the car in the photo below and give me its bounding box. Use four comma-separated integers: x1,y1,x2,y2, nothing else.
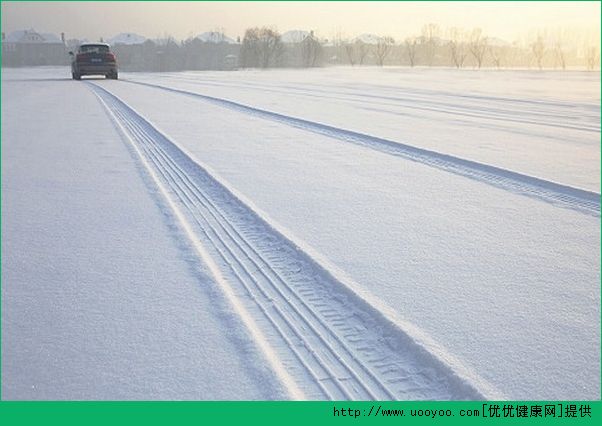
69,43,118,80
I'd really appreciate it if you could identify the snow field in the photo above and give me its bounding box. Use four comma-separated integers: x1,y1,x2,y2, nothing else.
2,67,600,400
91,83,488,399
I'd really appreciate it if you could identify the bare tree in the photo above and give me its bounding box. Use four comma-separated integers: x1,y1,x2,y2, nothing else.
531,35,546,70
240,28,260,67
240,27,283,68
343,41,356,66
469,28,488,68
488,45,506,69
258,27,283,68
404,37,418,67
585,46,600,70
581,30,600,71
552,29,568,70
554,42,566,70
301,30,322,67
355,40,370,66
448,27,468,68
374,36,395,66
421,23,440,66
330,28,345,64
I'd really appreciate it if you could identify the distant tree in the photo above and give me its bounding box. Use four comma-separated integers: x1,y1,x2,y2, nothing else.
552,29,568,70
240,28,259,67
488,45,506,69
531,35,546,70
301,31,323,67
404,37,418,67
138,39,158,71
554,43,566,70
469,28,488,68
421,23,440,66
343,41,356,66
447,27,468,68
181,34,235,70
324,28,345,65
258,27,283,68
240,27,283,68
374,36,395,66
507,40,523,68
585,46,599,70
355,40,370,65
164,36,183,71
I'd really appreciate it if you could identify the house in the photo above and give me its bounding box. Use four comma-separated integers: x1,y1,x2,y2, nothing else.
178,32,239,71
281,30,310,44
2,29,67,66
195,31,237,44
108,33,147,46
280,30,324,67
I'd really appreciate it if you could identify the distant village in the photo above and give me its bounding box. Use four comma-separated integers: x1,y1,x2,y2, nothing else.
2,27,599,71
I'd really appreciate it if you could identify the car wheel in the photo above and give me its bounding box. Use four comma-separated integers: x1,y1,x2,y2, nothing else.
72,72,81,80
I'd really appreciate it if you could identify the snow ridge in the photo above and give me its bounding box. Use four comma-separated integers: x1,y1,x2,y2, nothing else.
90,82,493,400
124,80,601,217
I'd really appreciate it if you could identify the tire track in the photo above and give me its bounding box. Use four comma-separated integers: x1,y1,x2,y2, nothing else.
122,79,601,217
150,74,600,132
90,82,490,400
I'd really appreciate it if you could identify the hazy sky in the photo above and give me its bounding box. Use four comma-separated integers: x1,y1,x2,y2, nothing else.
2,1,600,43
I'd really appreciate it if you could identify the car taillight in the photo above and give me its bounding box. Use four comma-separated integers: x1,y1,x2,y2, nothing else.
76,53,84,61
106,53,116,61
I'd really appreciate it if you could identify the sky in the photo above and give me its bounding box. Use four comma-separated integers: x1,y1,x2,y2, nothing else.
2,1,600,44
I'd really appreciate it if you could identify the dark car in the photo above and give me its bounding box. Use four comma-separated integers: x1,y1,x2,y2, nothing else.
70,43,118,80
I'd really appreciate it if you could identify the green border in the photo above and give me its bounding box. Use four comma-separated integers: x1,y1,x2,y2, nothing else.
0,1,600,425
0,401,600,424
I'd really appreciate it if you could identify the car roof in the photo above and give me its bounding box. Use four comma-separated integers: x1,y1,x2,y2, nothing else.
80,43,111,47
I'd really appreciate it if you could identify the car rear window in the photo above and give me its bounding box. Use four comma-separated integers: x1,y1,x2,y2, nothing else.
79,45,110,54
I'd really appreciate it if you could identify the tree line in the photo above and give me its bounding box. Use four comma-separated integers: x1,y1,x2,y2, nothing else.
327,24,600,70
5,24,598,71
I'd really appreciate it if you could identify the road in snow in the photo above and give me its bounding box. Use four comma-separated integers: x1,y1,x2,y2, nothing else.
2,67,600,400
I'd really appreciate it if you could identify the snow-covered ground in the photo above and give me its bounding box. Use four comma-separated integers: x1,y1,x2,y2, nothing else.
1,69,287,400
2,66,600,400
129,67,601,193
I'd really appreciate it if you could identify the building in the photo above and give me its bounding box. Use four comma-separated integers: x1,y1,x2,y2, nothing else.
2,29,68,67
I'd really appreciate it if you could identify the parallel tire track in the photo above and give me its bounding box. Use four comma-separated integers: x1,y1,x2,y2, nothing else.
90,82,488,401
124,79,601,218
